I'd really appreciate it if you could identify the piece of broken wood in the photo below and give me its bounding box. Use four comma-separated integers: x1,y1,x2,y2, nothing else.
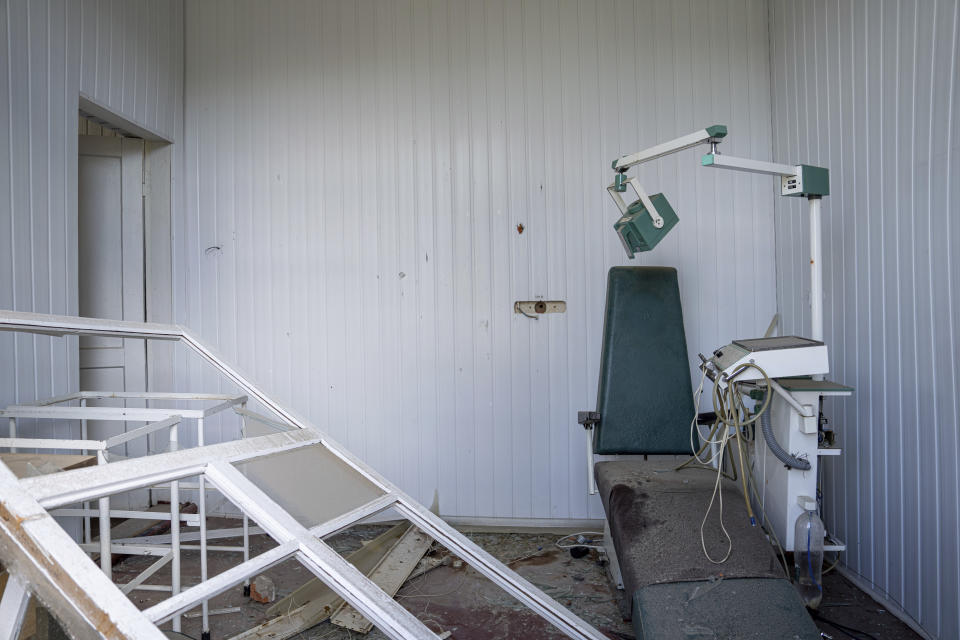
265,522,408,617
232,523,412,640
406,554,445,582
184,606,242,619
329,525,434,633
234,493,441,640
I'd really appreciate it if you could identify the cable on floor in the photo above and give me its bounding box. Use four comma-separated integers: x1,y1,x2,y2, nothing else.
555,531,605,551
811,611,880,640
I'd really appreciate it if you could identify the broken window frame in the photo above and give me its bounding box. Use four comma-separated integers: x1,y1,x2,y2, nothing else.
0,310,607,640
2,391,253,634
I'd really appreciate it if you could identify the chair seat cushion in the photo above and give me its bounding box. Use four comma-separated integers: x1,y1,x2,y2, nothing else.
595,460,784,597
633,578,822,640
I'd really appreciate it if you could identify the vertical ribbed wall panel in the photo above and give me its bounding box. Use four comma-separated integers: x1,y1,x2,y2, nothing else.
769,1,960,637
0,0,183,413
179,0,777,520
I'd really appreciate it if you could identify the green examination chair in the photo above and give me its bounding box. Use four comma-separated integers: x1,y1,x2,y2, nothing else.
590,266,697,455
582,267,821,640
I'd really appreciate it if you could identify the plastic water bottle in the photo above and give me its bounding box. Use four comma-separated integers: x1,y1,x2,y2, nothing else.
794,499,824,609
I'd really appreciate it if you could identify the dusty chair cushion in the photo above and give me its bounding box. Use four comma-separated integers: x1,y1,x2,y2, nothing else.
632,577,822,640
595,461,822,637
593,267,696,455
595,460,784,598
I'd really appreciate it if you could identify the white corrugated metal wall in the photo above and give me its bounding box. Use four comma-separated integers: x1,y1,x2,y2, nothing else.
0,0,184,415
1,0,955,633
177,0,778,521
769,1,960,637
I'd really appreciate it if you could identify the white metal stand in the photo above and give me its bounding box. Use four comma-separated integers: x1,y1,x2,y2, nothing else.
697,149,847,554
755,381,851,550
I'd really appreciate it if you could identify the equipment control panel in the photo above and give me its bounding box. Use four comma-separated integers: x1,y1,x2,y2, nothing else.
707,336,828,381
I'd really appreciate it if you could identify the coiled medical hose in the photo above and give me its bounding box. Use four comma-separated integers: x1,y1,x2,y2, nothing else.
760,405,811,470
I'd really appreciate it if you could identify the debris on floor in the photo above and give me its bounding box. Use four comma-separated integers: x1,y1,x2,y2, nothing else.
329,525,434,633
249,575,277,603
232,521,433,639
118,520,631,639
112,517,921,640
184,606,243,619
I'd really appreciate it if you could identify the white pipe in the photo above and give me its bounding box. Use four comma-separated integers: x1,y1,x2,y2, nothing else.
241,402,251,593
197,417,209,635
80,398,88,448
97,450,112,578
586,429,596,495
82,398,92,546
49,508,197,522
809,197,823,342
169,422,181,633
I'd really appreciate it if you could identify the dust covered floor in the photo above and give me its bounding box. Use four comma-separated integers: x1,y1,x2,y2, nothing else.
813,572,921,640
119,518,919,639
123,519,630,639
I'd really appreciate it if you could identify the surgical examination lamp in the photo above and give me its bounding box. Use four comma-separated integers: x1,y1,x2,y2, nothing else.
607,125,829,339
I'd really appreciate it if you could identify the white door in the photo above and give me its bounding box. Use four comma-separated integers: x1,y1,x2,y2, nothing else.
78,136,148,495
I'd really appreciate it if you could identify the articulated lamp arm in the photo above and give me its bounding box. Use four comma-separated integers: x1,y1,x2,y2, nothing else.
607,124,727,257
611,124,728,174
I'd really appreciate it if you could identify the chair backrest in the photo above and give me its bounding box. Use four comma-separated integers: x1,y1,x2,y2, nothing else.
593,267,696,455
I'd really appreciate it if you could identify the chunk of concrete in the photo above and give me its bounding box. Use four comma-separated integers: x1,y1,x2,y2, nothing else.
250,574,277,604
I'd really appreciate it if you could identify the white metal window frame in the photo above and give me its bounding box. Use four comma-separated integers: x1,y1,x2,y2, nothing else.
1,394,249,551
0,412,186,592
1,391,252,634
0,310,607,640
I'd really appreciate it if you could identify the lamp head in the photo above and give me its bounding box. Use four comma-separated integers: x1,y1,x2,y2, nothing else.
614,193,679,257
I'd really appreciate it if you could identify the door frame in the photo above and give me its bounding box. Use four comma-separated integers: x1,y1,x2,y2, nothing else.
77,94,175,393
142,141,175,392
77,135,147,396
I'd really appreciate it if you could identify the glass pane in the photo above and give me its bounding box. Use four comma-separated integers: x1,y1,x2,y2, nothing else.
233,444,385,527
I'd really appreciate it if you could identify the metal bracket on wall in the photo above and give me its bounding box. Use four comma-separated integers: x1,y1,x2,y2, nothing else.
514,300,566,319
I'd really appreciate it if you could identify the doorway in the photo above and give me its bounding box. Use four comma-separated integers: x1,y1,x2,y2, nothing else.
77,132,147,405
76,104,174,509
